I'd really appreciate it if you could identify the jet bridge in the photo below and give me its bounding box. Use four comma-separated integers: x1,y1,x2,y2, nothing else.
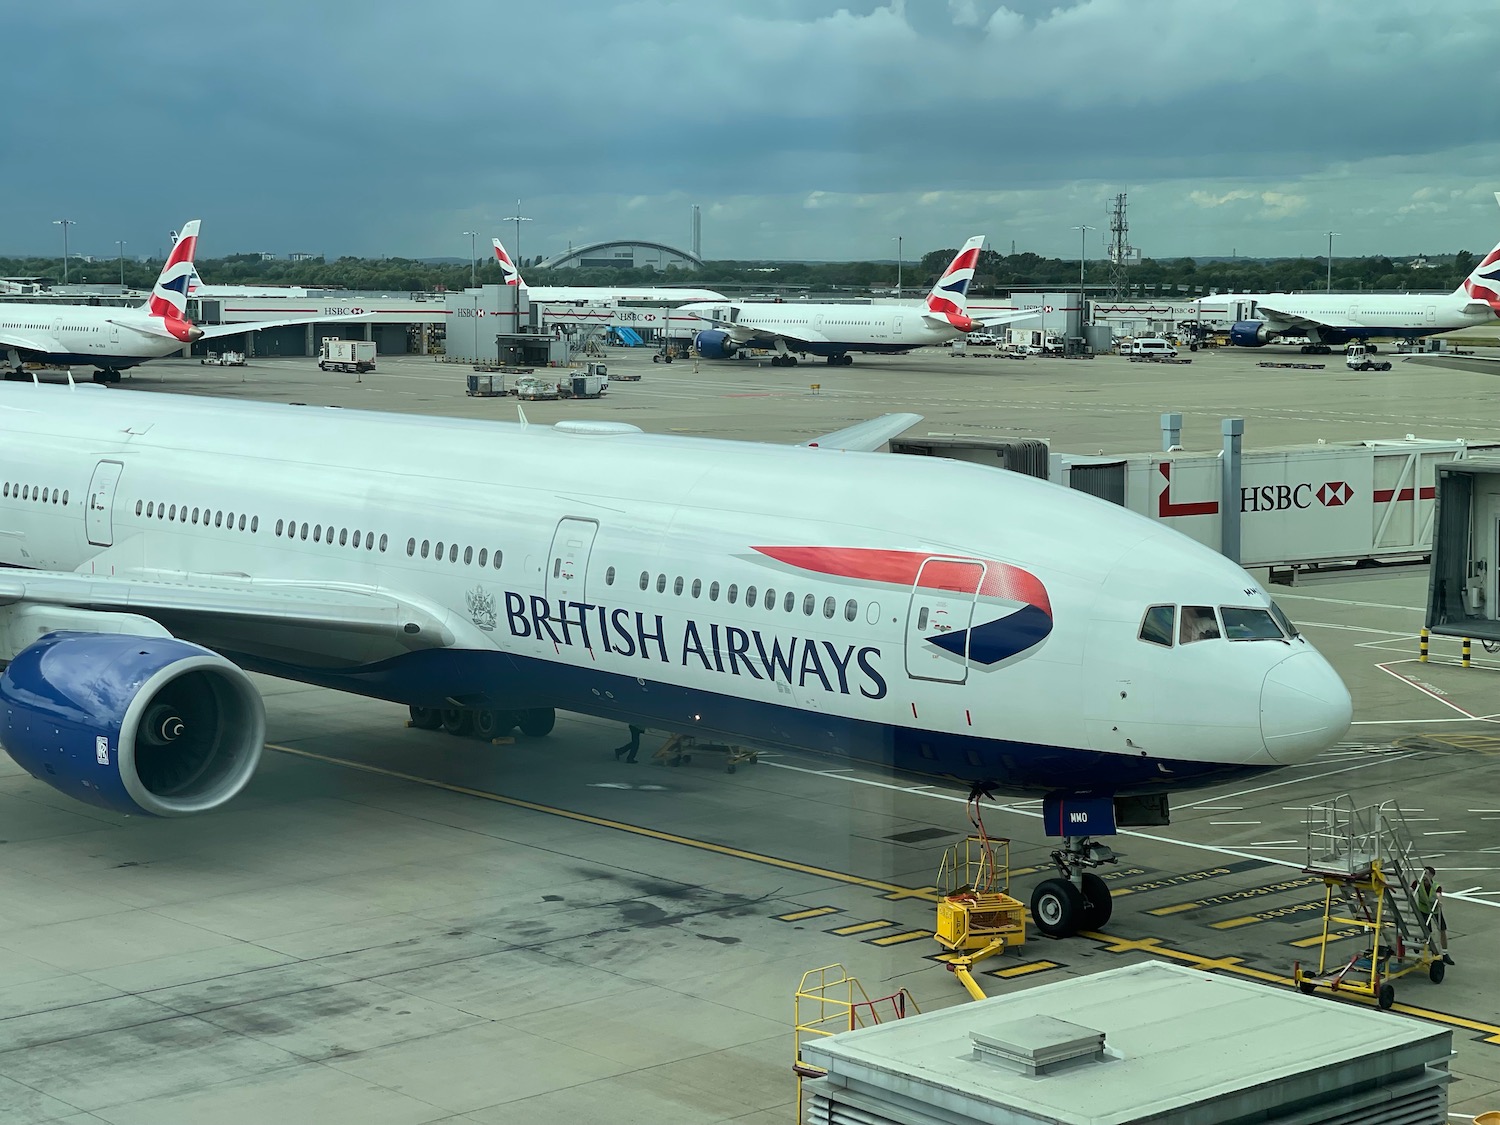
1426,457,1500,641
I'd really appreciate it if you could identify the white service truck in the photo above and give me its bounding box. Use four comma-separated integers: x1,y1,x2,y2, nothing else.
318,338,376,374
1345,343,1392,372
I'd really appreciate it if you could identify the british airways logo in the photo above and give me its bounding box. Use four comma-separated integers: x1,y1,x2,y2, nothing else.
504,593,888,699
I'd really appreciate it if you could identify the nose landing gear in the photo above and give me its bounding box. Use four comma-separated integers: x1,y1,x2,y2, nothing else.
1030,836,1118,938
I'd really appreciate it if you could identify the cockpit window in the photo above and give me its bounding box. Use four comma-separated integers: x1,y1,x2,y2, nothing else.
1269,601,1301,639
1139,605,1174,647
1221,607,1284,641
1179,605,1221,644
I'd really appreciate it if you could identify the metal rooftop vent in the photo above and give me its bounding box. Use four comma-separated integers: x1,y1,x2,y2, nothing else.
969,1016,1106,1077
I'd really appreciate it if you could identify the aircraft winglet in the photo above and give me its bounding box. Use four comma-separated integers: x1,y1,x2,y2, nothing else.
802,412,922,452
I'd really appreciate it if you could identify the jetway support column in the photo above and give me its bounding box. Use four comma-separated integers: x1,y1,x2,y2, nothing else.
305,322,315,356
1220,417,1244,563
1161,412,1182,452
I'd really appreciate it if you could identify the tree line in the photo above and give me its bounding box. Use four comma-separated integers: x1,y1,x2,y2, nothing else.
0,246,1478,297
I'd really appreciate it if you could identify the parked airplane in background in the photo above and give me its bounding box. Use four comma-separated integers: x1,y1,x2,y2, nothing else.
0,221,358,382
1196,235,1500,352
492,238,726,304
681,236,1038,366
0,382,1349,937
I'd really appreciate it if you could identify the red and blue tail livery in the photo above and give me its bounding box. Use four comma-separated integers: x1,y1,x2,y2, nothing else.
492,238,523,287
924,235,984,332
149,220,200,322
1462,244,1500,313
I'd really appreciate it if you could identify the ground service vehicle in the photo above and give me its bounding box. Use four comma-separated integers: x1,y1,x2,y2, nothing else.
1345,343,1392,372
318,339,376,374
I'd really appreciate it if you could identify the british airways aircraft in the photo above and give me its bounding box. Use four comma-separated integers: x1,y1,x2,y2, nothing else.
681,236,1036,366
491,238,727,304
0,387,1350,937
1199,235,1500,351
0,220,357,383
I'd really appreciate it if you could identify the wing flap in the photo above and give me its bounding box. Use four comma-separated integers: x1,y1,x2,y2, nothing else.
0,327,66,356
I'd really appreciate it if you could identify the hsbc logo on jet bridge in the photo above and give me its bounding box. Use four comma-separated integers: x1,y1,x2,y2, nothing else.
1240,481,1354,513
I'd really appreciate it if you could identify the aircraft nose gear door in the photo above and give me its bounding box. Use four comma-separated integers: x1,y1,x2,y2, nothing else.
546,517,599,604
904,557,985,684
85,459,124,547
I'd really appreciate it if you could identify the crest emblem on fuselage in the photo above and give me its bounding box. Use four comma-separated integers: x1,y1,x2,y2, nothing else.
466,586,497,632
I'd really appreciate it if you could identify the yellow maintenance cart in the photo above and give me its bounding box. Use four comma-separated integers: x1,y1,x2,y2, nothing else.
1293,795,1446,1010
931,797,1027,1000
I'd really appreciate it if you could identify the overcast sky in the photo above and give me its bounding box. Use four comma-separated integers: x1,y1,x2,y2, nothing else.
5,1,1499,265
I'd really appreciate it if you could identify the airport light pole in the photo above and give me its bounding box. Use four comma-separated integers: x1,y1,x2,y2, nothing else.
503,200,532,267
1073,224,1093,333
116,240,126,292
892,235,902,298
1326,231,1339,292
463,231,477,289
54,219,75,285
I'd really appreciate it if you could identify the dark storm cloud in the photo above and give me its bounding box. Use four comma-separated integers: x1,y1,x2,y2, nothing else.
4,1,1499,261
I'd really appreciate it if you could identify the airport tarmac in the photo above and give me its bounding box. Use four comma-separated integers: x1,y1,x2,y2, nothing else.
1,345,1498,1124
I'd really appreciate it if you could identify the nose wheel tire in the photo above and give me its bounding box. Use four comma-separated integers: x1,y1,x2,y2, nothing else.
1079,872,1113,928
1030,878,1086,938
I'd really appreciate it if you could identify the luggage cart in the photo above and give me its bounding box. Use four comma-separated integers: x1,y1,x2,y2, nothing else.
651,733,759,773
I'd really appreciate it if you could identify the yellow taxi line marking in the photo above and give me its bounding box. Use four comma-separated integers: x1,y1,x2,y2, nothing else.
266,743,941,902
1146,875,1322,916
830,920,896,936
987,960,1061,979
867,930,932,946
1289,927,1365,948
1210,901,1326,930
778,907,840,922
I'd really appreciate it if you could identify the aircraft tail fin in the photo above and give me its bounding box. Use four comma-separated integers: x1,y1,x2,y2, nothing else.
144,220,200,320
493,238,526,289
1456,234,1500,311
923,236,985,332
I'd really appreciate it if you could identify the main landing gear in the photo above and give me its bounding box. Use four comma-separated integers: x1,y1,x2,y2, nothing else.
770,355,799,367
824,354,853,366
92,369,123,384
407,705,555,740
1029,836,1117,939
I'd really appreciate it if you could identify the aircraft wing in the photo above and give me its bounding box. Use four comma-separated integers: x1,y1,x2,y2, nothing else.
970,308,1049,329
199,314,377,340
0,326,67,357
0,571,455,666
802,412,923,452
1252,300,1323,329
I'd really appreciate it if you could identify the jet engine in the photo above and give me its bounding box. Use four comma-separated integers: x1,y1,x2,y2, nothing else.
0,633,264,817
694,329,738,359
1229,320,1272,347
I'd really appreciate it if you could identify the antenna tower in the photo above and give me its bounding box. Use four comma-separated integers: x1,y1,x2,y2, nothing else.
1106,192,1134,301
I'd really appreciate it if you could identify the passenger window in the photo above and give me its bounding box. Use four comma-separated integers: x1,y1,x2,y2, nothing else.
746,585,757,606
604,565,614,585
406,537,415,557
421,539,430,558
764,588,776,610
480,548,489,567
300,522,309,540
314,525,322,542
674,576,684,596
379,533,388,552
192,508,200,524
340,529,348,547
352,530,361,548
691,579,702,598
51,489,58,503
449,543,457,562
490,548,499,567
784,591,795,613
435,540,444,558
135,500,143,516
61,489,68,506
709,581,720,601
1179,605,1221,644
845,599,858,622
238,514,246,531
464,545,472,565
215,511,223,528
656,574,666,593
1138,605,1174,647
639,571,650,591
803,594,815,616
251,516,258,533
727,583,738,605
170,504,177,520
824,596,836,619
146,501,154,517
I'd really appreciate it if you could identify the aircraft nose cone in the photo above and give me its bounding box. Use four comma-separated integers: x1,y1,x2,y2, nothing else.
1260,651,1352,763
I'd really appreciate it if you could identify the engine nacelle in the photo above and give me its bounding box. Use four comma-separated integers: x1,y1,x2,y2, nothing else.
1229,320,1272,347
694,329,737,359
0,633,264,817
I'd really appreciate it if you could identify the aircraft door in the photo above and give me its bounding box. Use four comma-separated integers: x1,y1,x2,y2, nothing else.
1426,305,1437,325
546,517,598,604
85,459,124,547
904,557,984,684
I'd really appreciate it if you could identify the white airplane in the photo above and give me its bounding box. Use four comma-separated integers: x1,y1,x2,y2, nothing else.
680,236,1039,366
1195,236,1500,352
492,238,726,304
0,384,1350,937
0,220,354,382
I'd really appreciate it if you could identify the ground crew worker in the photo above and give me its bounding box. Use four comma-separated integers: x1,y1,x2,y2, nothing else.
612,724,646,764
1412,866,1454,965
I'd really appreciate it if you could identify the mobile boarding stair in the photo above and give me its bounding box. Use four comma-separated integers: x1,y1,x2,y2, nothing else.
1293,795,1445,1009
